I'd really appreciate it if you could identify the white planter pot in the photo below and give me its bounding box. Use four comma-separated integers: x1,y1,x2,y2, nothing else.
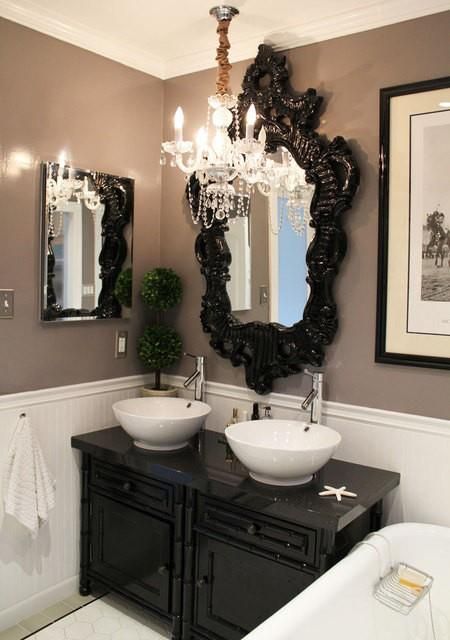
140,385,178,398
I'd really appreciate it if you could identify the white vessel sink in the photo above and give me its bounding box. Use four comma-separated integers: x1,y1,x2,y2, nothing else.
113,397,211,451
225,419,341,486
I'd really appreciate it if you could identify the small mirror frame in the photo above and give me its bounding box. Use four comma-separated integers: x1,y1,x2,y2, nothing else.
41,163,134,321
194,44,360,394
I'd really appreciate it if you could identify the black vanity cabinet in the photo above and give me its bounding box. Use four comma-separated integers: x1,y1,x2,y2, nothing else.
90,492,172,611
72,428,400,640
193,497,318,640
80,456,185,630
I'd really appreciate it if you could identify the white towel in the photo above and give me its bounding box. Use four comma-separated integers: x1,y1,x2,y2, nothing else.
3,414,56,538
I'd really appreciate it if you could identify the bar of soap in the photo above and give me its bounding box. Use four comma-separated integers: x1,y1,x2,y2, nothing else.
398,565,428,590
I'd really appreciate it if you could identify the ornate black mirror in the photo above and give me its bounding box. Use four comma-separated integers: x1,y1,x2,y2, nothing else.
193,45,359,393
40,162,134,321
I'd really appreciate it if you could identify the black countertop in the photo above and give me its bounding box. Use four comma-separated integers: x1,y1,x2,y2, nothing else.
72,427,400,532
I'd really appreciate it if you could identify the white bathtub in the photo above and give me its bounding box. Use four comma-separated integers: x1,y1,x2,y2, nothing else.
245,523,450,640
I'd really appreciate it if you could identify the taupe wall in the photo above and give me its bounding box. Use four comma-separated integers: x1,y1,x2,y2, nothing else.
1,13,449,416
161,12,450,420
0,18,163,393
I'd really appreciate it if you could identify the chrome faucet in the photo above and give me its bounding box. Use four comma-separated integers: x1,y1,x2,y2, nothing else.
301,369,323,424
183,354,206,402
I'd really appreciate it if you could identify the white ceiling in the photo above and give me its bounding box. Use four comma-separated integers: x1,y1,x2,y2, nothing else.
0,0,448,78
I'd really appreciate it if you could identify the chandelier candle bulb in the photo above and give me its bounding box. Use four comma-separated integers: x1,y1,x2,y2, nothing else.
57,153,65,177
258,126,266,145
245,104,256,139
174,106,184,143
196,127,208,153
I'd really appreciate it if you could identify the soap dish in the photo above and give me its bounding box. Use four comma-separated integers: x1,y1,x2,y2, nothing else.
374,562,433,615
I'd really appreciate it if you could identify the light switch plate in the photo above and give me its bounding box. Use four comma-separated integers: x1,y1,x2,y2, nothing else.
115,330,128,358
259,285,269,305
0,290,14,318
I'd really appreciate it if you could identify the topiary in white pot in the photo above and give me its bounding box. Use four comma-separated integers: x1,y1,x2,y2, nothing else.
138,268,183,397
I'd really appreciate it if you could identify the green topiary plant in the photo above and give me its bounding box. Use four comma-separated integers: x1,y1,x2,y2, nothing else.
138,268,183,391
114,267,133,308
141,268,183,311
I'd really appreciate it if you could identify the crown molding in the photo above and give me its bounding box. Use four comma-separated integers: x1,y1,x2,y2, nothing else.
163,0,450,78
0,0,448,79
0,0,165,78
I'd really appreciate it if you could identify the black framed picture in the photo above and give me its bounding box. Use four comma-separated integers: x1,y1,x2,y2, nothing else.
376,76,450,369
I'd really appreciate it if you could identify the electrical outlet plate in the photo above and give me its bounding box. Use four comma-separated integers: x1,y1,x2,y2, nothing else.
0,290,14,318
115,330,128,358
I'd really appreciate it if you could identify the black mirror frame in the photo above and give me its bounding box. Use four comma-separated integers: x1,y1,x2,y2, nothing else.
41,164,134,321
194,44,360,394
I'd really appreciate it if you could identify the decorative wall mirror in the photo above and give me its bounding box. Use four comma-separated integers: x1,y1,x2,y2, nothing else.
193,45,359,393
40,162,134,321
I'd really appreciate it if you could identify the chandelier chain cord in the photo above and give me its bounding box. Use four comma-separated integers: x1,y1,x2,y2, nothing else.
215,19,232,94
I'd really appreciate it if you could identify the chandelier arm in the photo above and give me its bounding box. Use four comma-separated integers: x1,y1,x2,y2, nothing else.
175,154,201,174
223,168,239,182
215,19,232,95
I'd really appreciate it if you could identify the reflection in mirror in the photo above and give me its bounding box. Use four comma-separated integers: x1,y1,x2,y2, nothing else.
41,162,134,321
226,149,315,327
226,216,251,312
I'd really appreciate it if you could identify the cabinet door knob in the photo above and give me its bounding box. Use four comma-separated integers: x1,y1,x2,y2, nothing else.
158,564,169,575
122,481,132,492
247,524,258,535
196,577,208,588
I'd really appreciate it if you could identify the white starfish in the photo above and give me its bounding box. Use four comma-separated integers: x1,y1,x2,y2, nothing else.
318,485,358,502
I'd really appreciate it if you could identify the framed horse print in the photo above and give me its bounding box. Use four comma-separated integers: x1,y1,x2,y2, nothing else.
376,76,450,369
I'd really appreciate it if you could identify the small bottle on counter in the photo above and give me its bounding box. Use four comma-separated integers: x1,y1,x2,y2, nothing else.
262,405,272,419
227,408,239,427
251,402,260,420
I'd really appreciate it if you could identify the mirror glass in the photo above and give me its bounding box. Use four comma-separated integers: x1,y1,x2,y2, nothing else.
226,148,315,326
41,162,134,321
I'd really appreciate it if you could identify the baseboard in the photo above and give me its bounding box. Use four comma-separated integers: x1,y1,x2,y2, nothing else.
0,575,78,632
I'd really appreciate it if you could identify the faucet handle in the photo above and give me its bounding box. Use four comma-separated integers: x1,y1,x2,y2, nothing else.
304,368,323,381
184,353,205,366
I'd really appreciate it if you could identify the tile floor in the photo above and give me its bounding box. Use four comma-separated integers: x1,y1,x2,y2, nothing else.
0,594,171,640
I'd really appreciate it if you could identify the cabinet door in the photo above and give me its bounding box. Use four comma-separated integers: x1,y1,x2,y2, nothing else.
194,535,315,640
91,492,172,612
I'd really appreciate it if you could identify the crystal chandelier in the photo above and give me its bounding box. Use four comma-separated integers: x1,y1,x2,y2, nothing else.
260,149,315,235
161,6,313,235
46,155,101,237
161,6,266,228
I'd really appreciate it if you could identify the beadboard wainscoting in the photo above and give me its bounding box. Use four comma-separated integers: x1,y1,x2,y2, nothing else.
166,375,450,528
0,375,151,632
1,374,449,631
